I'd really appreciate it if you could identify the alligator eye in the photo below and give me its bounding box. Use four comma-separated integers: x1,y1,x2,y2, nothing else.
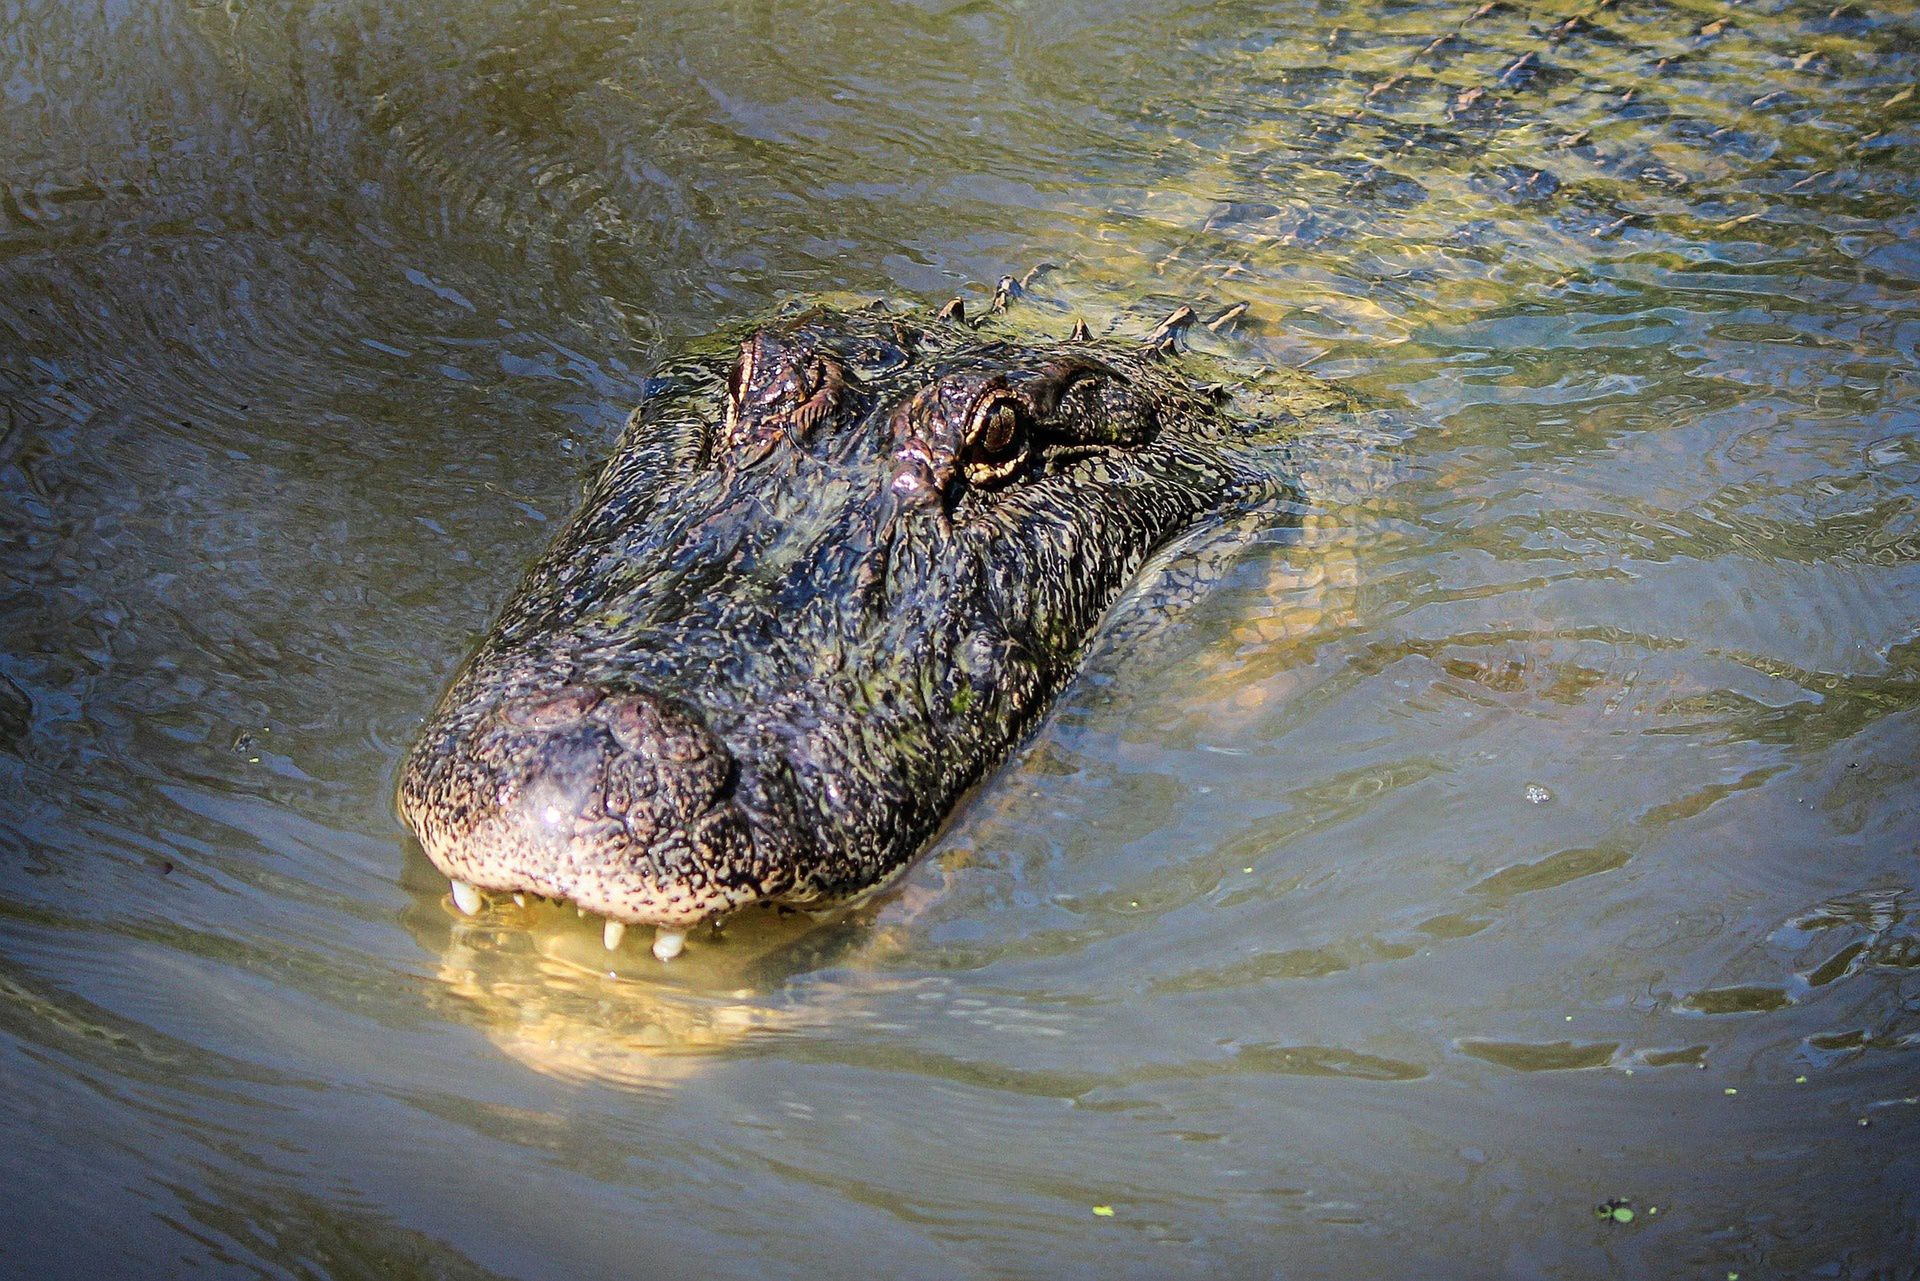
960,392,1030,486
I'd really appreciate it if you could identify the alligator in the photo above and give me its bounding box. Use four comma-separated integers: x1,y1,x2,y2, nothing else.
396,282,1355,961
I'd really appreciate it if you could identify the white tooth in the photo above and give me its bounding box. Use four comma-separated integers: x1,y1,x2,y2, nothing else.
652,928,686,962
576,906,587,918
512,893,526,907
450,880,483,916
603,919,627,951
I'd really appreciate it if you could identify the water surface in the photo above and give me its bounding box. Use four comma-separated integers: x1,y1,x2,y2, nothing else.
3,0,1918,1276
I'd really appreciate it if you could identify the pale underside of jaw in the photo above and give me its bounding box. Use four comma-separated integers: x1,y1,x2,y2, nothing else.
448,878,687,961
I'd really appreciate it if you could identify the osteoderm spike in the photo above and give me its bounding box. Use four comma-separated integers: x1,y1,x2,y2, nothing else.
1206,301,1250,332
937,297,966,324
603,919,626,950
990,275,1017,314
450,879,483,916
1146,304,1198,351
1069,318,1092,342
653,928,686,962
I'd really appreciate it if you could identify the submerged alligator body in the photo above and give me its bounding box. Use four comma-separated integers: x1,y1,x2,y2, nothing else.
397,289,1348,959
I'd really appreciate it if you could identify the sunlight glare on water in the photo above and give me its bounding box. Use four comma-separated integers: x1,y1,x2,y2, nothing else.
2,0,1917,1275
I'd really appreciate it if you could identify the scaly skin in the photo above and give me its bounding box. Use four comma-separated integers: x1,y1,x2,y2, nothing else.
396,296,1351,945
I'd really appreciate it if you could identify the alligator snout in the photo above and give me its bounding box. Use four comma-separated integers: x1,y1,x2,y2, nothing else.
405,684,768,959
490,687,739,852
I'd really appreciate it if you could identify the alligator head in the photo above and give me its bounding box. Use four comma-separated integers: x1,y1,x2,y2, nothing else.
397,295,1328,959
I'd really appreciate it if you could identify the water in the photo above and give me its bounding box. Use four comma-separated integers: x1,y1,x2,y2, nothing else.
3,0,1917,1275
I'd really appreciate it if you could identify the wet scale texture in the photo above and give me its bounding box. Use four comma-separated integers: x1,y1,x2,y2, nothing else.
397,303,1334,935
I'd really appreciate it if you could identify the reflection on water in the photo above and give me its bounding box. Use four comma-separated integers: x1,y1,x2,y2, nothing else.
3,0,1918,1274
420,895,900,1091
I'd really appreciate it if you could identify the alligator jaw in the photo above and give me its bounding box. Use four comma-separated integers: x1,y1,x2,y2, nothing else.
445,878,691,962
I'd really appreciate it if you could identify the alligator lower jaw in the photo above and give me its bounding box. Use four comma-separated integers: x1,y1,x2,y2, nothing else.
409,802,778,961
419,825,762,962
445,878,696,961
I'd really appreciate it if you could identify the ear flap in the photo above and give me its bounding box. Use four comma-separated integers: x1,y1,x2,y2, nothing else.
1021,358,1160,447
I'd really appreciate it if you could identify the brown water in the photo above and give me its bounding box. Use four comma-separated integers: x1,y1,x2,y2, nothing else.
3,0,1918,1276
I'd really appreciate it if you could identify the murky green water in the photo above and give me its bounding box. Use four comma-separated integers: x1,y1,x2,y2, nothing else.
4,0,1918,1275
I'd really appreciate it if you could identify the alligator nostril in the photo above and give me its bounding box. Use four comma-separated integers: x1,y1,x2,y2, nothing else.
496,686,603,730
598,691,718,763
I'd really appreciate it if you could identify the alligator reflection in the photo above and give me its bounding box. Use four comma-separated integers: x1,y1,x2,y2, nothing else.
409,883,923,1088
